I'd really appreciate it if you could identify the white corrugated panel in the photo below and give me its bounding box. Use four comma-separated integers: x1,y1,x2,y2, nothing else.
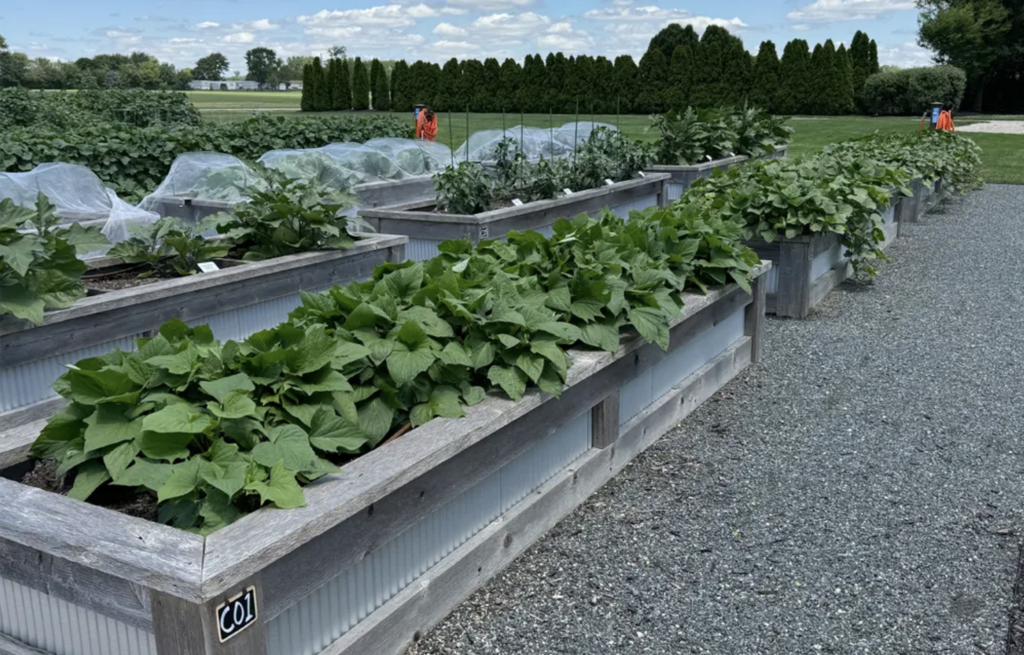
667,182,686,202
266,408,594,655
810,241,846,282
499,410,591,512
763,264,780,294
0,576,156,655
609,193,659,219
619,305,745,433
650,307,744,402
406,238,445,262
0,335,141,413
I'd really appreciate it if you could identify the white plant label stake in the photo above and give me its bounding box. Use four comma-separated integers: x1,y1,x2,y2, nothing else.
563,188,573,196
604,179,614,186
198,262,220,273
511,198,523,206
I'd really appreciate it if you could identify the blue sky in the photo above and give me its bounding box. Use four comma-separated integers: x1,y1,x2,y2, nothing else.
1,0,933,73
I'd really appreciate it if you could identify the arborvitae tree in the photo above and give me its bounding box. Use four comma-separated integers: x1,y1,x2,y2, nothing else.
636,48,668,113
666,45,694,110
576,55,597,113
691,26,743,107
593,56,615,113
808,43,827,114
751,41,780,112
390,60,409,112
868,39,880,74
648,23,700,61
777,39,812,115
724,34,753,104
613,55,639,113
334,57,352,110
498,57,522,112
849,31,873,102
557,53,575,112
301,63,314,112
324,59,337,111
351,57,370,110
544,53,559,112
482,58,501,112
517,54,541,113
835,44,855,114
434,58,461,111
462,59,487,112
369,58,379,105
310,57,330,111
371,59,390,110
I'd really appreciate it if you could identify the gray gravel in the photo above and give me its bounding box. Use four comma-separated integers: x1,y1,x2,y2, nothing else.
408,184,1024,655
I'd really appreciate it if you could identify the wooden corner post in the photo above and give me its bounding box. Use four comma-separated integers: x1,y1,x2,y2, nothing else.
775,241,812,319
591,392,620,449
744,271,767,364
151,575,268,655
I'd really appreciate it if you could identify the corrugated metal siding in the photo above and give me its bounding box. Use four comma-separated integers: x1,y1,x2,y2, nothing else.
618,305,745,434
0,335,141,413
407,238,446,262
763,264,780,294
0,576,156,655
608,193,659,218
810,241,846,282
190,284,339,343
667,182,686,202
266,409,593,655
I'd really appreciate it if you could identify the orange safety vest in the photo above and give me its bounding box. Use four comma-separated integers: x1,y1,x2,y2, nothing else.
936,110,956,132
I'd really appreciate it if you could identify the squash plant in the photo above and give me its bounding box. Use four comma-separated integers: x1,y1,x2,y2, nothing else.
108,217,230,278
34,205,761,532
0,193,109,324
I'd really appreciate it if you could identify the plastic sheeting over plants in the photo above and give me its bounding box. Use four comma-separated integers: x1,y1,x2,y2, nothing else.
137,153,267,210
0,162,158,256
452,123,618,163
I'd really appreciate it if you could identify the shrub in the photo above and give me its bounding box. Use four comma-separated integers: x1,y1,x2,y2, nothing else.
0,88,201,129
861,65,967,115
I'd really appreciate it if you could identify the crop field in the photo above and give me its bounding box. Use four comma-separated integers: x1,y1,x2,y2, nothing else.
195,96,1024,184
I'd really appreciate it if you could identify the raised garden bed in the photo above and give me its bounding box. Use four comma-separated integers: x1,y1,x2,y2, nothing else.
646,146,788,204
899,178,946,224
0,263,769,655
0,234,407,432
748,195,904,319
359,174,671,262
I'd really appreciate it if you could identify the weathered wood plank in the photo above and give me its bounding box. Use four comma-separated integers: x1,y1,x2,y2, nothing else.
0,478,205,602
775,240,812,318
201,267,767,600
151,575,266,655
591,393,620,449
0,633,49,655
0,538,154,630
0,419,50,467
321,338,752,655
1,239,406,369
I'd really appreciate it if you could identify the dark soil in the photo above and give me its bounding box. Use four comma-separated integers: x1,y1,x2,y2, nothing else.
1009,542,1024,654
19,458,158,522
84,269,167,291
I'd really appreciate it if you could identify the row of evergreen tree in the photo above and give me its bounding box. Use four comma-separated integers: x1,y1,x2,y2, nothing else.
300,26,882,116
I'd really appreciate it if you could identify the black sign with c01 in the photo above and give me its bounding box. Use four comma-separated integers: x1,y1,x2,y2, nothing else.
215,586,258,643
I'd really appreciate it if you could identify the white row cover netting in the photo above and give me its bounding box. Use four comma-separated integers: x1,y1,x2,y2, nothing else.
0,163,158,257
259,138,453,188
137,153,268,212
452,122,618,163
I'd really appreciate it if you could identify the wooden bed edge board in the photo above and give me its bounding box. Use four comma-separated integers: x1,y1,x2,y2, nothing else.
200,266,768,597
320,338,752,655
0,235,407,336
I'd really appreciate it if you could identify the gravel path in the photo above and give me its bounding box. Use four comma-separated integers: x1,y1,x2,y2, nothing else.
959,121,1024,135
408,185,1024,655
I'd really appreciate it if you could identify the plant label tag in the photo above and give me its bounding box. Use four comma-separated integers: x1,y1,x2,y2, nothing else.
563,188,573,196
511,198,523,206
216,586,258,643
637,171,646,178
198,262,220,273
604,179,615,186
479,225,490,239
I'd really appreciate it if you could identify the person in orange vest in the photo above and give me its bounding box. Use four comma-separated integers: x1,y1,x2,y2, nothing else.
936,103,956,132
416,106,438,141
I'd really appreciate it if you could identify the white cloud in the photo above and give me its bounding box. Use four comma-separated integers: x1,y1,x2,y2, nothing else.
298,5,427,30
787,0,915,22
194,21,219,29
241,19,279,31
433,39,478,50
584,6,691,21
445,0,534,11
547,21,573,34
468,12,550,37
222,32,255,43
877,41,934,67
792,24,811,31
612,0,634,5
434,22,468,36
537,32,595,53
406,4,439,18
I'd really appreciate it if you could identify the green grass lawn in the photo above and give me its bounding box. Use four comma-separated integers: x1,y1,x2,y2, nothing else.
196,97,1024,184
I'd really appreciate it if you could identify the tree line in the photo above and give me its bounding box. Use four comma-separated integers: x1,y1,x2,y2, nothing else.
301,26,883,116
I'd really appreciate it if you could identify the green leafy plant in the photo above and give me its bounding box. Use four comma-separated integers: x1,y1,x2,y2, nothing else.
210,172,361,261
0,193,109,324
34,205,762,532
651,105,792,165
434,161,491,215
731,103,794,158
108,217,231,278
